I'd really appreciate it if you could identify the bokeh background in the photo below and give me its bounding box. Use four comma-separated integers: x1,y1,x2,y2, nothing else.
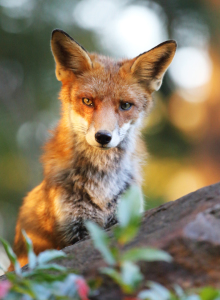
1,0,220,271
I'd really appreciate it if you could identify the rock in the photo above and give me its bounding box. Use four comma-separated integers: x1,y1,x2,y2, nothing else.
58,182,220,298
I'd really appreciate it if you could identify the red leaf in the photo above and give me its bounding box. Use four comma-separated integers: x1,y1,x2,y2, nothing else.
75,278,90,300
0,280,11,299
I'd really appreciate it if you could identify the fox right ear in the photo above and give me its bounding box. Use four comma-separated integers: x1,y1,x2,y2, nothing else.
51,29,92,82
128,40,177,93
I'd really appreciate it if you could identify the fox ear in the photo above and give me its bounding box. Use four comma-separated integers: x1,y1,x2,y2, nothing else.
130,40,177,93
51,29,92,82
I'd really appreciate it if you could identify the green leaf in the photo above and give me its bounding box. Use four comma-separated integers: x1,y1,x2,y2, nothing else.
28,282,52,300
4,271,18,281
121,261,143,292
116,185,143,245
101,263,143,295
138,289,162,300
185,296,201,300
22,270,68,282
200,287,219,300
113,225,139,245
12,279,37,298
173,285,184,298
52,274,78,297
35,263,67,272
0,237,21,275
121,248,172,263
138,282,171,300
148,282,171,299
37,250,66,265
118,185,142,228
101,267,125,288
86,221,116,265
22,230,37,270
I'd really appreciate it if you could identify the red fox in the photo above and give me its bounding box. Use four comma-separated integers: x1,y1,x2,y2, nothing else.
12,29,176,269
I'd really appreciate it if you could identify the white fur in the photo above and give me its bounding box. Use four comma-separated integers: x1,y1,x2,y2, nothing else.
86,124,100,147
69,108,88,134
119,121,131,141
151,78,163,91
107,127,121,148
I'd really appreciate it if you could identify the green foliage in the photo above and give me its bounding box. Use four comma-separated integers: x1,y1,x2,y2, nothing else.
0,232,89,300
86,190,220,299
101,261,143,294
86,187,173,294
86,221,116,266
121,248,172,263
115,185,142,245
37,250,67,265
1,194,220,300
0,237,21,275
138,282,172,300
138,283,220,300
199,287,219,300
22,230,37,270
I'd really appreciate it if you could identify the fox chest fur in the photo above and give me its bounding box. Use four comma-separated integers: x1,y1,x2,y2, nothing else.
52,140,137,245
59,155,133,223
13,29,176,269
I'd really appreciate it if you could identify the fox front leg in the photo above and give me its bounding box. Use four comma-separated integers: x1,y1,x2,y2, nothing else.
56,197,106,247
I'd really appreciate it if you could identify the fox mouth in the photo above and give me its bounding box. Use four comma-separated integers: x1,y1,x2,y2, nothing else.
94,144,111,150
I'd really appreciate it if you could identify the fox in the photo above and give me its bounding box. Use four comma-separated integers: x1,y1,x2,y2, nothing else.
12,29,176,269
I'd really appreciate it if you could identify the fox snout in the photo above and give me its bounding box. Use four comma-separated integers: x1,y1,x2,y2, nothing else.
95,130,112,146
85,123,122,149
81,103,127,149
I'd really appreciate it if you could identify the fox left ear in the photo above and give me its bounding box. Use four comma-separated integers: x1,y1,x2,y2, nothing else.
129,40,177,93
51,29,92,82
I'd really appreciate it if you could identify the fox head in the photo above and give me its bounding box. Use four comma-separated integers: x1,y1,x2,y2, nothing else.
51,29,176,150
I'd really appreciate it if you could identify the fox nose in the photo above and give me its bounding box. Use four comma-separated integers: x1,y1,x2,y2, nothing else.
95,130,112,145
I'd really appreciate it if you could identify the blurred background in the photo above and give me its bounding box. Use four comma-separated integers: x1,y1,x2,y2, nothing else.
1,0,220,271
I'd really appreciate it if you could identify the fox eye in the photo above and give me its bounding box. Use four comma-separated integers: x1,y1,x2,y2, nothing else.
120,102,132,111
82,98,93,107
